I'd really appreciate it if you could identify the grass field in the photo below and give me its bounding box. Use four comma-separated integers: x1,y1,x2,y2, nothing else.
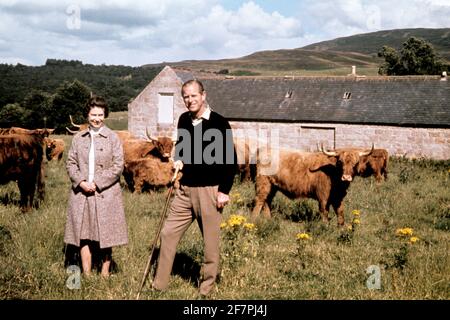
104,111,128,131
0,133,449,300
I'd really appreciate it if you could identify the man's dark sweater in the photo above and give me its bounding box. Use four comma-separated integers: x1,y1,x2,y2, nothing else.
175,110,237,195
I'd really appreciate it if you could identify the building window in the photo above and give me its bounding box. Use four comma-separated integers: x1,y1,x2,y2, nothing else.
343,92,352,99
158,93,174,124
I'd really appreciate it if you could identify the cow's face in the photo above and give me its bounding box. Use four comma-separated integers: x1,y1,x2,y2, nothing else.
44,139,56,160
336,151,362,181
152,137,175,159
146,128,176,160
320,145,374,182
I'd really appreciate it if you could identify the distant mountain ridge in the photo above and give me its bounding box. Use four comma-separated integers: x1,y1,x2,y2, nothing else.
156,28,450,76
302,28,450,60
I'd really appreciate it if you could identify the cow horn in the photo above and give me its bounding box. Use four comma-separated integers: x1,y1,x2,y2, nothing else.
69,115,81,128
145,127,158,141
359,143,374,157
66,127,79,134
320,143,337,156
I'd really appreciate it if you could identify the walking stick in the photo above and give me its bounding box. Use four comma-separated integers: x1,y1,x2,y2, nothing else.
136,167,179,300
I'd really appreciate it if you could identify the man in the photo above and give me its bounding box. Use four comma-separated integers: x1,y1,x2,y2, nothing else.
152,79,236,297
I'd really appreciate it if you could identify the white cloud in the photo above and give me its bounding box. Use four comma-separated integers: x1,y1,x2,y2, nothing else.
298,0,450,41
228,1,301,38
0,0,448,66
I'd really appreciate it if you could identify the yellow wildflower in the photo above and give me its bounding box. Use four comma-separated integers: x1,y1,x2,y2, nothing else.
351,210,361,216
347,225,353,231
396,228,414,236
220,222,227,229
296,233,311,240
352,218,361,225
243,223,256,231
228,214,247,227
410,236,420,244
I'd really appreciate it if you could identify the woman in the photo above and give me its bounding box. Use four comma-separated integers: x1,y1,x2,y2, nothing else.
64,95,128,277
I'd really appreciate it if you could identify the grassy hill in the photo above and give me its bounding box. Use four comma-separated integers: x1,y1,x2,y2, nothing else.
163,49,381,76
303,28,450,60
154,28,450,76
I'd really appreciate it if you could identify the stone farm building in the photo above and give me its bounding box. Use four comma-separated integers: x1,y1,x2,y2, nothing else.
128,66,450,160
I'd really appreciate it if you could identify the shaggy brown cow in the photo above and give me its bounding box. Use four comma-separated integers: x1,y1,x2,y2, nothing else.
121,130,176,192
252,145,373,226
122,137,175,163
44,138,65,161
0,127,54,137
357,149,389,183
123,157,180,192
122,133,175,164
0,134,45,212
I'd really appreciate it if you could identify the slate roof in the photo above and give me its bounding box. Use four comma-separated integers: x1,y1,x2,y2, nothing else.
172,68,450,128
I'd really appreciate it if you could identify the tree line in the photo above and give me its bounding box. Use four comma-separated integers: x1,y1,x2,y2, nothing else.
0,60,162,132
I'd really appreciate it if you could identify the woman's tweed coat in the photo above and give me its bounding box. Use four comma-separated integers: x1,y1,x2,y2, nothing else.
64,126,128,249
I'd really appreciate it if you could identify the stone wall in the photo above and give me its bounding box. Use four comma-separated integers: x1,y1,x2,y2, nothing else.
230,121,450,160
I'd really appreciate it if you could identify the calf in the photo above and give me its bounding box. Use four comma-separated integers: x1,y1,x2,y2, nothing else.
44,138,65,161
123,157,180,193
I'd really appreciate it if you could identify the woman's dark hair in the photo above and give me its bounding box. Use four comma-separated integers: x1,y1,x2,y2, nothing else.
84,95,109,118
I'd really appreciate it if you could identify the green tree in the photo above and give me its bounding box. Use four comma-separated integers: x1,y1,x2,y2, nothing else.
21,90,53,129
50,80,91,133
0,103,31,128
378,45,404,75
378,37,448,75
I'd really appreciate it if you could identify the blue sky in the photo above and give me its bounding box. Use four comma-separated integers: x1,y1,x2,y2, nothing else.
0,0,449,66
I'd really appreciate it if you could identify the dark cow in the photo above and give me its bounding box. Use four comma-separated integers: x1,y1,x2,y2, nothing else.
252,145,373,226
0,134,45,212
357,149,389,183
